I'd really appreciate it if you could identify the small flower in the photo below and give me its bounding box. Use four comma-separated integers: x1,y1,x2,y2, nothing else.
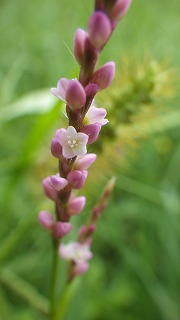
83,103,108,126
58,126,89,159
59,241,93,265
51,78,86,109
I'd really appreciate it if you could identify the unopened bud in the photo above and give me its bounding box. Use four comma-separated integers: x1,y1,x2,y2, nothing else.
73,262,89,275
51,128,66,158
38,211,54,230
74,153,97,170
78,224,96,243
110,0,132,23
67,170,88,189
51,138,62,158
53,222,72,239
66,80,86,109
50,174,68,191
82,123,101,144
42,177,57,201
88,11,111,49
67,196,86,215
74,28,89,65
91,61,115,90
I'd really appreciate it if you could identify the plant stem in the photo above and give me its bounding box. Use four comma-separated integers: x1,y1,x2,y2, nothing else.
49,239,59,320
54,278,79,320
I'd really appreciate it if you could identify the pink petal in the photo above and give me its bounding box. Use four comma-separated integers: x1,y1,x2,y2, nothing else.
74,154,97,170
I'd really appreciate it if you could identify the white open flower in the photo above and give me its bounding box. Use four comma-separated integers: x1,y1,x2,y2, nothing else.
83,103,108,126
59,126,89,159
59,241,93,265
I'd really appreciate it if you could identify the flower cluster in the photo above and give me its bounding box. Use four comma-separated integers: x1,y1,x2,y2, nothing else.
39,0,131,278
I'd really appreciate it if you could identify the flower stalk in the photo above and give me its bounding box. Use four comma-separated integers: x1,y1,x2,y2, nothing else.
38,1,132,318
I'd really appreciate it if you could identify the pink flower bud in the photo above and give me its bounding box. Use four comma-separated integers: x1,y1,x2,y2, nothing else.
74,153,97,170
53,222,72,239
66,80,86,109
85,83,98,98
110,0,132,23
50,128,66,158
67,196,86,215
50,138,62,158
82,123,101,144
38,211,54,230
42,177,57,201
67,170,88,189
51,78,86,109
50,174,68,191
78,224,96,243
73,262,89,275
88,11,111,49
74,28,89,65
91,61,115,90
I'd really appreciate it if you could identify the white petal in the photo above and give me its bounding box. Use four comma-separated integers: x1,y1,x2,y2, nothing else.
58,130,69,146
77,132,89,144
63,145,75,159
57,78,69,101
101,118,109,125
51,88,66,102
66,126,77,138
86,106,107,124
75,144,87,156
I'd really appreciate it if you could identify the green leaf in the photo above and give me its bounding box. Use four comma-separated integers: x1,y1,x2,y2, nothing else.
0,268,49,315
0,89,58,123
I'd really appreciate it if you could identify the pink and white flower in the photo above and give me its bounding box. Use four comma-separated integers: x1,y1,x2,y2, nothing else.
58,126,89,159
51,78,86,109
59,241,93,265
83,104,108,126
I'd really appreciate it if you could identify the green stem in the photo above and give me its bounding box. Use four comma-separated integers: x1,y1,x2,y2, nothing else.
49,239,59,320
54,278,79,320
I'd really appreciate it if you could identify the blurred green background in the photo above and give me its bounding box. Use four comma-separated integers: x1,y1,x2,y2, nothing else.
0,0,180,319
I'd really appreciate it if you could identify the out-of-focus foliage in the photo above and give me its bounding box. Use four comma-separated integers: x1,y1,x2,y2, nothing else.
0,0,180,320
